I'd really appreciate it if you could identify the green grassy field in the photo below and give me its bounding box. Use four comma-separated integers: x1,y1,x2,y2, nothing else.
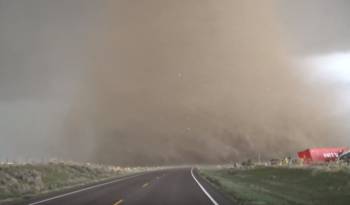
200,166,350,205
0,163,130,203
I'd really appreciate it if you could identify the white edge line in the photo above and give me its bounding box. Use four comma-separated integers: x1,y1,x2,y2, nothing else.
191,167,219,205
28,173,144,205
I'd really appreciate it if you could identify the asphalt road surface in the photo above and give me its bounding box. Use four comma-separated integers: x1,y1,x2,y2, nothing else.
18,168,233,205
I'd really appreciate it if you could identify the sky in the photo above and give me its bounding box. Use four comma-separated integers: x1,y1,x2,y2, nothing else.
0,0,350,165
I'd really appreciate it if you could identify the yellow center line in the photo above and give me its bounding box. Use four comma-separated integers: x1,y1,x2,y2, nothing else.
142,182,149,188
113,199,123,205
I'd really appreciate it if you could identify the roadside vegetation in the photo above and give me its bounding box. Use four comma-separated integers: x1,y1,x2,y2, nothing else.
0,162,143,204
200,164,350,205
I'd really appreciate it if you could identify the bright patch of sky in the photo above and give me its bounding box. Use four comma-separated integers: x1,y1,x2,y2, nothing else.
303,51,350,114
305,52,350,85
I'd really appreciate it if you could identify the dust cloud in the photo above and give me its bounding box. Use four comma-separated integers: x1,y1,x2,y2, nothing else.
0,0,348,165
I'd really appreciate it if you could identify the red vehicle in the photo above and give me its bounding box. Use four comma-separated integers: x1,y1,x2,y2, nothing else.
298,147,348,163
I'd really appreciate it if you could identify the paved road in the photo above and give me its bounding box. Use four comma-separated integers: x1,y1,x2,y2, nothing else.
18,168,233,205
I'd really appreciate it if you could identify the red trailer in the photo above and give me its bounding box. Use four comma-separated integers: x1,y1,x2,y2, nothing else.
298,147,348,163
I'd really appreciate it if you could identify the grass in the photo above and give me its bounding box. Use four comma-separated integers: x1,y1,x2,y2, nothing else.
0,162,136,203
200,166,350,205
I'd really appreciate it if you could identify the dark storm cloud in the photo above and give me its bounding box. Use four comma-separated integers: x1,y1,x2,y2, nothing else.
0,0,347,165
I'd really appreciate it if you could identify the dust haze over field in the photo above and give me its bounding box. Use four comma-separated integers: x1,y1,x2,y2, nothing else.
0,0,349,165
